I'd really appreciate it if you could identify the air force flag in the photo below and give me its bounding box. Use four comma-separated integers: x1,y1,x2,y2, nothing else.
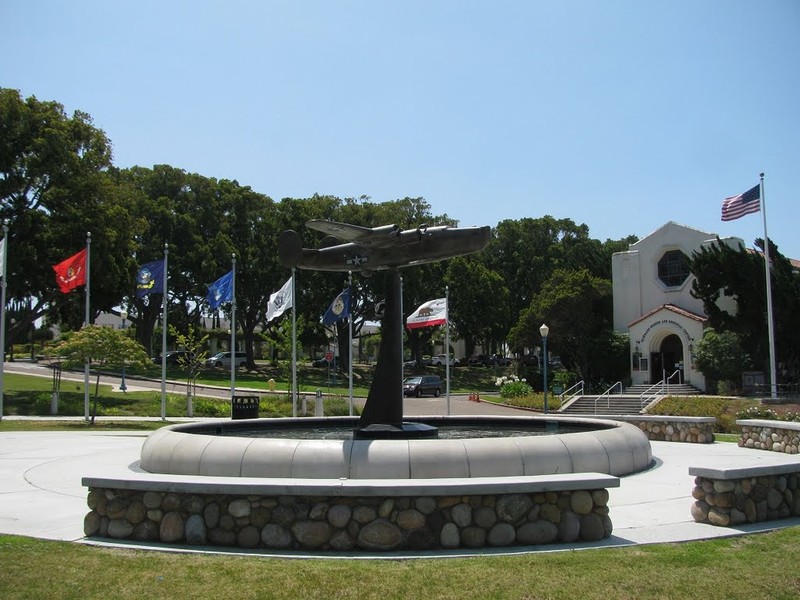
206,270,234,309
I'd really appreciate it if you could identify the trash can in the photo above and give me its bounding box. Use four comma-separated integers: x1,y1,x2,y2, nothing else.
231,395,260,419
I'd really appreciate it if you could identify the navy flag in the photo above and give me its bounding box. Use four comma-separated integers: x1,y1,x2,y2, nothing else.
323,288,350,326
135,260,165,297
206,270,234,309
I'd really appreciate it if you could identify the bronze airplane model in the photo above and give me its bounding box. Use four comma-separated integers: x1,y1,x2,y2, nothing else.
278,220,491,273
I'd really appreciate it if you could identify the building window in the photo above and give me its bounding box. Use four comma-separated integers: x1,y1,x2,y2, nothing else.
657,250,690,287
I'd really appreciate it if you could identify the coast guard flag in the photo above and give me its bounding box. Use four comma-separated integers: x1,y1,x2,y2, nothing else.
406,298,447,329
266,276,293,322
135,260,165,297
323,288,350,326
206,270,234,309
722,184,761,222
52,248,87,293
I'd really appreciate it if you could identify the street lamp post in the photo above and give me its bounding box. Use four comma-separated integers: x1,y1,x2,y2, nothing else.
119,310,128,392
539,323,549,414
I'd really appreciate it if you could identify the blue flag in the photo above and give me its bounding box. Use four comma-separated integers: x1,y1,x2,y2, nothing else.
206,270,234,309
323,288,350,326
135,260,165,298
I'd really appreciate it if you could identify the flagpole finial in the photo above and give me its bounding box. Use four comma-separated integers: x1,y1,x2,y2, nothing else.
760,172,765,179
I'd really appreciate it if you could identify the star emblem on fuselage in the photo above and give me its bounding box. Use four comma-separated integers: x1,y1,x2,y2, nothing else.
347,254,367,266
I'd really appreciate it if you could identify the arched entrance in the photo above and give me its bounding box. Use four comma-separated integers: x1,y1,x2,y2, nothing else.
651,334,684,384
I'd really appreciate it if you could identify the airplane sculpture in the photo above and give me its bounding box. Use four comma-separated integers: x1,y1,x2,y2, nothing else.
278,220,491,273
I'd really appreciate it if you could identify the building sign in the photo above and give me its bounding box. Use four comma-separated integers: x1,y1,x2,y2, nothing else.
636,318,693,345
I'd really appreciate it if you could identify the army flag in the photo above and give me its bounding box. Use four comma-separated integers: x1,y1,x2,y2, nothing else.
53,248,87,293
135,260,165,297
406,298,447,329
323,288,350,326
206,270,234,309
266,276,293,322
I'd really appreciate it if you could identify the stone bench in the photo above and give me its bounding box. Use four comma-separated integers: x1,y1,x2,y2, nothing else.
82,471,619,553
689,457,800,527
736,419,800,454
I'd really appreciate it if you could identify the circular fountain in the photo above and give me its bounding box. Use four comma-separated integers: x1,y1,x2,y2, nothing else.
140,415,652,479
83,221,652,553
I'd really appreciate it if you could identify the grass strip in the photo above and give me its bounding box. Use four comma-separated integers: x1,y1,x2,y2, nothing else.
1,530,799,599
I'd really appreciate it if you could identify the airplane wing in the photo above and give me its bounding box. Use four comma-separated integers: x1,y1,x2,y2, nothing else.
307,220,400,246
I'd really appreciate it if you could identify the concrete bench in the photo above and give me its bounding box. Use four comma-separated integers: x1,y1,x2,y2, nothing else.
688,455,800,527
82,472,620,552
611,415,716,443
737,419,800,454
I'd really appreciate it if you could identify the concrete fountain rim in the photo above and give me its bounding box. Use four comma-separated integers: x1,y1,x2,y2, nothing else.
139,414,653,479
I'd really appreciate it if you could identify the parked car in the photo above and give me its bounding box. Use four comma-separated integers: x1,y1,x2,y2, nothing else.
403,375,442,397
312,357,338,368
430,354,459,366
153,350,194,365
204,351,247,369
490,354,512,367
468,354,489,367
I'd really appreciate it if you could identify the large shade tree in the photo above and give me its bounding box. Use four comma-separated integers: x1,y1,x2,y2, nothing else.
0,88,141,337
510,268,613,385
690,238,800,383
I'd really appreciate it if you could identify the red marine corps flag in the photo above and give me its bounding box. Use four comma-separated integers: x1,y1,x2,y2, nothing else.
53,248,88,293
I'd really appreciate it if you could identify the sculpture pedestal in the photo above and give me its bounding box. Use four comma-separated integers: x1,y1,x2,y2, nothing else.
356,270,437,439
354,422,438,440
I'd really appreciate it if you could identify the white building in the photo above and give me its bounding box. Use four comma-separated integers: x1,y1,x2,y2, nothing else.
612,222,743,392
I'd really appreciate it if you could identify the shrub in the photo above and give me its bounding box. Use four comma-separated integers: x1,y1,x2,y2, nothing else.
736,406,779,420
192,397,229,417
495,375,532,399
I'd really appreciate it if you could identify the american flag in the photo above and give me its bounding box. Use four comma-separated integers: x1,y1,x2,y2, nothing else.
721,184,760,221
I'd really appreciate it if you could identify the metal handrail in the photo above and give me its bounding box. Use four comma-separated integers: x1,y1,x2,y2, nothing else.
664,369,681,395
593,381,622,414
639,379,667,408
560,380,584,407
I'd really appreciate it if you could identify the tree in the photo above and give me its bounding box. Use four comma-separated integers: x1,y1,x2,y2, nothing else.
690,238,800,383
444,256,509,359
53,325,152,423
510,268,612,385
0,88,140,337
168,325,209,417
693,328,752,393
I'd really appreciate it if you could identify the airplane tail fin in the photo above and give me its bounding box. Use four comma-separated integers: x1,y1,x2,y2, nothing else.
278,230,304,268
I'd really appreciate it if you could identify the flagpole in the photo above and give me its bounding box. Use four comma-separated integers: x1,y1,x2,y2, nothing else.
84,232,91,421
161,243,168,420
400,275,404,387
291,268,297,417
0,221,8,422
348,271,354,416
445,285,451,416
230,253,236,407
759,173,778,400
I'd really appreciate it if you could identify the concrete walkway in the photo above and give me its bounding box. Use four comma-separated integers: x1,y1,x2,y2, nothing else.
1,412,799,556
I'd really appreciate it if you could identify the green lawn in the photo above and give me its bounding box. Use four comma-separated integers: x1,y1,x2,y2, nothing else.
1,529,799,599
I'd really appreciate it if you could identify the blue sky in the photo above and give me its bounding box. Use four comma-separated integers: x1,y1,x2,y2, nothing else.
2,1,799,258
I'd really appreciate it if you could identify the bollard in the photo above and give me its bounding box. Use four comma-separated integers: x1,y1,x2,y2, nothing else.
50,392,59,415
315,389,324,417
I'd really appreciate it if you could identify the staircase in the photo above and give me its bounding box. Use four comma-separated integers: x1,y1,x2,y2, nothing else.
559,383,700,416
